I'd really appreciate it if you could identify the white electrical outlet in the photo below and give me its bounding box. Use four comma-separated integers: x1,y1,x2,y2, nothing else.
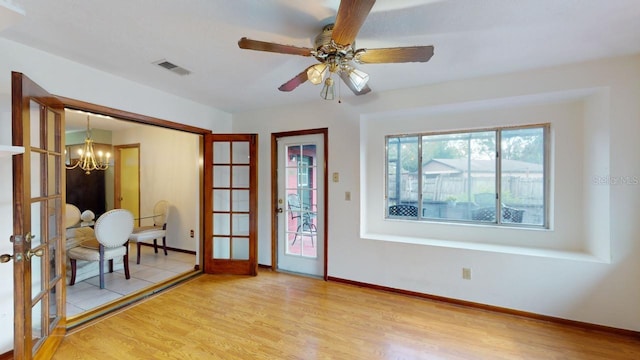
462,268,472,280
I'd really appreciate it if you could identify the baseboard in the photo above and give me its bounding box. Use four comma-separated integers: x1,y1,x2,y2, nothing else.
137,243,196,255
0,350,11,360
327,276,640,339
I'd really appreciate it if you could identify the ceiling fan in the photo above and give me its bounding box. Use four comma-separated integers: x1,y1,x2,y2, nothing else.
237,0,434,100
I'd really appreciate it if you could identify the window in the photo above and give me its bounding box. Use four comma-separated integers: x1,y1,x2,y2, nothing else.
386,125,548,227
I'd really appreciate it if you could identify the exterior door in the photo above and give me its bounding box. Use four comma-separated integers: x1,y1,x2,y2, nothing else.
276,134,325,277
203,134,258,275
114,145,139,221
10,72,66,359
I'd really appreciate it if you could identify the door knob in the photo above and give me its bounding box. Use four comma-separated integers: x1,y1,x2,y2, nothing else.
276,207,283,213
0,254,12,263
26,248,44,261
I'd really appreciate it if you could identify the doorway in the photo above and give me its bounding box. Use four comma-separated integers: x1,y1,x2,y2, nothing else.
114,144,140,221
272,129,327,279
59,97,208,324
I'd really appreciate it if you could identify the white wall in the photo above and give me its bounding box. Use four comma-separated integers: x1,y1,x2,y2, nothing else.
112,125,200,252
233,54,640,332
0,38,231,353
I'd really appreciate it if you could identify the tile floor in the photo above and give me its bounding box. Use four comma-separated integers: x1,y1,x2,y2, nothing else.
66,246,196,316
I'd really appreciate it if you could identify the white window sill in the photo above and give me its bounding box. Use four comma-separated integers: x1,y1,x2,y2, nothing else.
362,232,609,263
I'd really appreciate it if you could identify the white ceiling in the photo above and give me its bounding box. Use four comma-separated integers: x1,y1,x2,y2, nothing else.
2,0,640,118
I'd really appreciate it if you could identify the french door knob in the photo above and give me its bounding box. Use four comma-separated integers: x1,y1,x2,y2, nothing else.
0,254,12,263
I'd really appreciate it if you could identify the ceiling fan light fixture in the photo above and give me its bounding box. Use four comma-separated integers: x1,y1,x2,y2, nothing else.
347,67,369,92
307,63,328,85
320,77,335,100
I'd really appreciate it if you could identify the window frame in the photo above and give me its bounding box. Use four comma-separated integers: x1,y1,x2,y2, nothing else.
385,123,550,228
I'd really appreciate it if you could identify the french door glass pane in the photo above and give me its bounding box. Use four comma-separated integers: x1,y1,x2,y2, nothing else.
47,109,57,151
231,238,249,260
213,190,230,211
49,241,57,279
31,201,43,247
48,286,57,329
213,142,230,163
31,250,43,294
232,214,249,236
30,100,41,148
232,190,249,212
213,165,230,187
213,214,230,235
232,142,250,164
47,154,57,196
31,152,43,197
213,237,230,259
32,300,43,347
232,166,249,187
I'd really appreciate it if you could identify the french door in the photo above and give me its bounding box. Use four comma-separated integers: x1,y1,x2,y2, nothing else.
9,72,66,359
203,134,258,275
275,133,325,277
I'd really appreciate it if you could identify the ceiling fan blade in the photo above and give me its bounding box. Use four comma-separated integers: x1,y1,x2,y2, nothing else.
339,71,372,96
278,67,312,92
238,37,313,57
332,0,376,45
357,46,435,64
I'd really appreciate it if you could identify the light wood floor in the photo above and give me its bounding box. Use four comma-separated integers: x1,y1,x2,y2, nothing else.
53,270,640,359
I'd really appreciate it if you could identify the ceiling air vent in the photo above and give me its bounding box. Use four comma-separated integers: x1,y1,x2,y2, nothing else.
152,59,191,76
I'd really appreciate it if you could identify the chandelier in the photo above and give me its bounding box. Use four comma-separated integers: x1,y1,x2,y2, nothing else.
65,115,110,174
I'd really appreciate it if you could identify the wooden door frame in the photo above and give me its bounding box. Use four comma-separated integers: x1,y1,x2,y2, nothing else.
271,128,328,280
55,97,211,313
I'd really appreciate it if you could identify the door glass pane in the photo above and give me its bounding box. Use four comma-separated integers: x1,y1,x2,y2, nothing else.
31,201,43,247
48,154,61,196
47,198,59,242
286,167,299,188
213,142,230,163
213,165,230,187
232,166,249,187
48,284,58,330
31,248,43,294
213,237,230,259
231,238,249,260
232,190,249,212
232,214,249,236
30,100,41,148
49,241,57,279
32,300,44,349
213,190,230,211
213,213,230,235
47,109,56,151
31,152,43,197
232,142,250,164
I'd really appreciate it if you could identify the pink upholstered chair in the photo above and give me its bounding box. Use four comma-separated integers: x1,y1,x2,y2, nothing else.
68,209,134,289
128,200,170,264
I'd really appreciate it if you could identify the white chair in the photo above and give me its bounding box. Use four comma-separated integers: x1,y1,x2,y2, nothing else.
68,209,134,289
128,200,170,264
65,203,81,228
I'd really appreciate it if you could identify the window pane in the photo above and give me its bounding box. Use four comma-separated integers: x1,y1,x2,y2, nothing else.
386,136,418,210
421,131,496,222
500,127,545,226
